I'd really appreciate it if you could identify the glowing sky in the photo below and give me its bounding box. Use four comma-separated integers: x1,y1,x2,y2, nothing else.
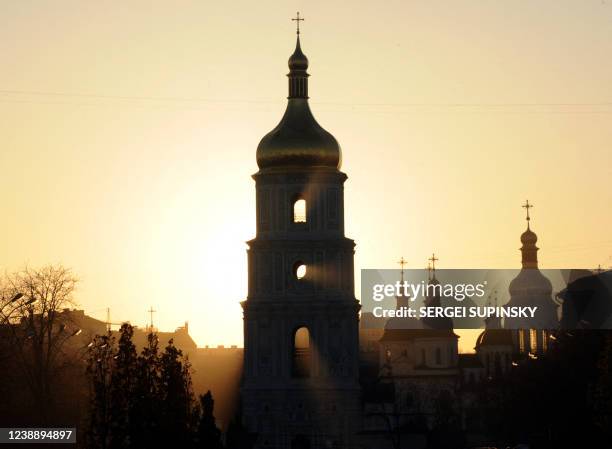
1,1,611,352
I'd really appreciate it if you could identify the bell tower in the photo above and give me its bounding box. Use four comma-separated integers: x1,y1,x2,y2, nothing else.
241,16,361,449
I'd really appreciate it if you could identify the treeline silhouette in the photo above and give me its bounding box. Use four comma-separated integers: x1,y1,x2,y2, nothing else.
86,323,253,449
0,265,84,427
0,265,251,449
3,265,612,448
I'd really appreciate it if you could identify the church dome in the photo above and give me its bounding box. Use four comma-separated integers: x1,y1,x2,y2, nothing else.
475,329,514,348
256,101,341,170
256,36,341,171
508,268,553,298
521,228,538,246
288,38,309,70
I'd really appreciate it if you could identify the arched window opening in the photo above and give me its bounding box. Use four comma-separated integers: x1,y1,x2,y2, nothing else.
518,329,526,353
293,199,307,223
530,329,538,354
293,262,307,280
292,327,311,378
541,330,548,352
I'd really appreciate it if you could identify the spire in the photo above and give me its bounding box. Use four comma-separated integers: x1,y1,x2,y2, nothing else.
485,291,502,329
522,199,533,229
520,200,539,269
422,253,453,330
396,256,409,309
288,12,309,98
397,256,407,283
255,17,341,171
425,253,441,306
428,253,439,280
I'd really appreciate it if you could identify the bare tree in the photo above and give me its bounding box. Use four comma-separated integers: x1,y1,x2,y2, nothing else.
0,265,80,423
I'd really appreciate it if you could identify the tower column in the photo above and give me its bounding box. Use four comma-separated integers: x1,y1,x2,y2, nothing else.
242,17,361,449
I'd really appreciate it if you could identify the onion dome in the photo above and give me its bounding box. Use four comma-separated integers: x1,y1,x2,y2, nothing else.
475,329,514,348
519,224,539,269
518,201,539,268
508,268,553,298
521,227,538,246
288,37,308,70
256,35,341,171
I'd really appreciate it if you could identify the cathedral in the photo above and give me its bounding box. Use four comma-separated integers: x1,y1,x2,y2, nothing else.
241,20,561,449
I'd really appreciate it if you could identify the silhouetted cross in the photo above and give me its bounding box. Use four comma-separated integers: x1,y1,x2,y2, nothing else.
522,200,533,222
397,256,407,282
148,306,156,328
428,253,439,271
397,257,407,271
292,12,304,35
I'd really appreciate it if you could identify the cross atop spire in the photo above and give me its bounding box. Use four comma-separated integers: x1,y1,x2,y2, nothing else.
428,253,439,271
292,12,304,35
397,256,407,282
522,200,533,226
148,306,156,330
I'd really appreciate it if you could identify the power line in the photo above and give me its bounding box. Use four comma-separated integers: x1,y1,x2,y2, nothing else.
0,89,275,104
1,88,612,109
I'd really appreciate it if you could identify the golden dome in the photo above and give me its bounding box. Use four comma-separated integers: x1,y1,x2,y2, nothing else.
256,99,341,170
256,36,341,171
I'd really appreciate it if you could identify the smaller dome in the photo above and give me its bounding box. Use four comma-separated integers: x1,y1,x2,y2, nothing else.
509,268,553,296
476,329,514,348
521,227,538,245
288,37,308,71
